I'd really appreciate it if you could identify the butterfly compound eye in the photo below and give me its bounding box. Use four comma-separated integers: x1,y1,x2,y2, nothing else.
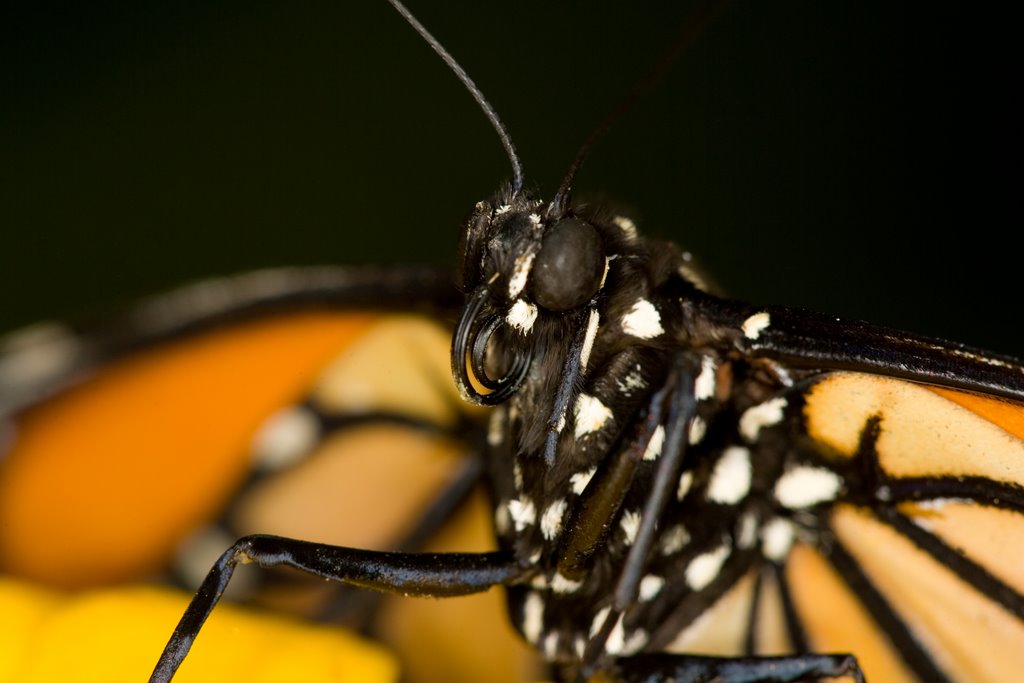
532,217,605,312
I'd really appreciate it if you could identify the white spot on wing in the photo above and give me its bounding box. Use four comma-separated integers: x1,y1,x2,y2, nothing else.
685,544,731,591
540,499,568,540
0,323,80,404
706,446,752,504
508,497,537,531
175,525,257,599
621,299,664,339
523,591,544,643
775,466,843,508
739,396,788,441
507,299,538,334
250,407,319,470
643,424,666,461
574,393,613,437
742,311,771,340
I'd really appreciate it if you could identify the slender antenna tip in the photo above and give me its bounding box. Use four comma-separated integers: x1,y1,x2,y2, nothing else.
386,0,524,194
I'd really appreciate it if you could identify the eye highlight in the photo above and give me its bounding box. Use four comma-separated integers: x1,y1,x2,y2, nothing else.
532,217,605,312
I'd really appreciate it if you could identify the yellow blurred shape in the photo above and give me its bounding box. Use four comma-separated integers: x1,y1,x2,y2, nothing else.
0,578,397,683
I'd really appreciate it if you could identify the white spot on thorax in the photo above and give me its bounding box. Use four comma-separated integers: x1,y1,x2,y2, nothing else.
579,308,601,371
685,544,731,591
495,203,512,215
736,512,759,549
487,408,506,447
508,251,535,299
570,467,596,495
605,614,648,656
694,355,718,401
250,407,319,471
574,393,613,437
639,575,665,601
706,446,752,504
643,424,666,461
494,502,511,535
774,466,843,508
676,471,694,501
550,572,582,594
620,509,642,545
621,299,664,339
742,311,771,339
540,499,568,540
739,396,788,441
612,215,638,239
507,299,538,334
590,605,612,637
761,517,796,561
522,591,544,643
542,631,559,658
605,614,626,654
660,524,690,555
508,497,537,531
616,364,647,395
688,416,707,445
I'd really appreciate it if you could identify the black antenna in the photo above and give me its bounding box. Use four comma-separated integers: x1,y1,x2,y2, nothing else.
387,0,524,194
548,0,730,217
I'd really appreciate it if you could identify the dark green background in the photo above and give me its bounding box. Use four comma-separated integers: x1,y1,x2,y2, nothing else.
1,3,1018,356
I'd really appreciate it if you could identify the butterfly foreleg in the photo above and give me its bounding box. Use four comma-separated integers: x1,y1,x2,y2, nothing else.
149,534,526,682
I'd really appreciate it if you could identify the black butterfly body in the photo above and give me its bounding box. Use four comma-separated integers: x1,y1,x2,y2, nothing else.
439,182,1024,681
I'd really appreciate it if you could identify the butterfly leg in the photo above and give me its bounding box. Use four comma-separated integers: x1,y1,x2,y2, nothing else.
605,652,865,683
314,453,487,626
149,534,526,682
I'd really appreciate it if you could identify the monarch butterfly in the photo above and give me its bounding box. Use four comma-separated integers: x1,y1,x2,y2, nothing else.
0,1,1019,683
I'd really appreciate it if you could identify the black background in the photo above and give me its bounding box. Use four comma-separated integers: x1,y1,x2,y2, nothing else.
1,2,1018,356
